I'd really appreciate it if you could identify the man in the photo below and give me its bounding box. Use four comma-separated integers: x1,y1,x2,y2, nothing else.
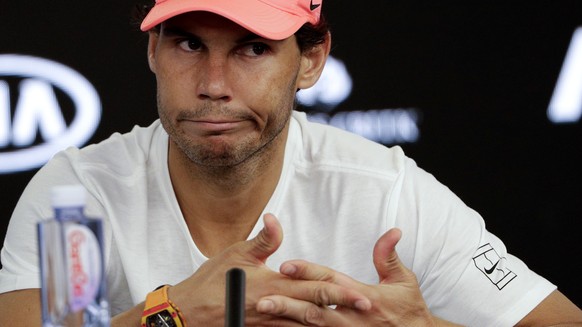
0,0,581,325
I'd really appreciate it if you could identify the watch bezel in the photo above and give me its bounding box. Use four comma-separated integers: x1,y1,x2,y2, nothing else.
145,308,178,327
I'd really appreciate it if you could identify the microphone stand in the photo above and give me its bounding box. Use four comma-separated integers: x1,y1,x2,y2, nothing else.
225,268,246,327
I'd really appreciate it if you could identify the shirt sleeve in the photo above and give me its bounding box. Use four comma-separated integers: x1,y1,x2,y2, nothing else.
0,148,86,293
395,158,556,326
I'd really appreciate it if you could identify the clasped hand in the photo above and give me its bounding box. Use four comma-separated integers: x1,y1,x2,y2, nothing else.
168,214,438,326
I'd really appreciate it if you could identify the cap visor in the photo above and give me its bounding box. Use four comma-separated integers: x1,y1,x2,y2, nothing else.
140,0,307,40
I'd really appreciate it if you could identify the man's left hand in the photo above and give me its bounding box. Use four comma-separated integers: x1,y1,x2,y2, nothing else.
256,228,451,326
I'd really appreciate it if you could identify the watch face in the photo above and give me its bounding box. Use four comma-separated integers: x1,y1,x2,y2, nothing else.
145,310,178,327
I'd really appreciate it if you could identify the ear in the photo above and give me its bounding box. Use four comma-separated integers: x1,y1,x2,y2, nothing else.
147,31,159,74
296,32,331,90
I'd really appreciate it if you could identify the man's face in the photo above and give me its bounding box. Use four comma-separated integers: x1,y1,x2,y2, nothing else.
148,12,308,167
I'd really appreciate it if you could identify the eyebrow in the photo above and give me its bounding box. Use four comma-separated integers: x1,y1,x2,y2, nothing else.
161,26,264,44
161,26,190,37
236,33,263,43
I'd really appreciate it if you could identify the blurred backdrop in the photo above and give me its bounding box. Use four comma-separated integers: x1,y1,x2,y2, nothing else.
1,1,581,307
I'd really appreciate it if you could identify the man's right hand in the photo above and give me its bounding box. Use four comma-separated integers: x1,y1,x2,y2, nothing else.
167,213,371,326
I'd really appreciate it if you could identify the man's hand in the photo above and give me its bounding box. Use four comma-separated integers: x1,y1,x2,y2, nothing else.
256,228,456,326
168,214,371,326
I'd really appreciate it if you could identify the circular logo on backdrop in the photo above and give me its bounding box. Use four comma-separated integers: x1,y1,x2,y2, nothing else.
0,54,101,174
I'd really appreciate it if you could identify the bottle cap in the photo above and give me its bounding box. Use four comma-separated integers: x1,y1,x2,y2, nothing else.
51,184,87,208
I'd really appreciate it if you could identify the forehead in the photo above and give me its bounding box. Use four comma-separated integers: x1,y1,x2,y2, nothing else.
161,11,265,39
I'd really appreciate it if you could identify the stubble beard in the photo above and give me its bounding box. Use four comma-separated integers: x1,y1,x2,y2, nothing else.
158,81,297,182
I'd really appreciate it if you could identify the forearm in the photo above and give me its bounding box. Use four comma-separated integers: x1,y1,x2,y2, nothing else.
0,289,42,327
110,302,144,327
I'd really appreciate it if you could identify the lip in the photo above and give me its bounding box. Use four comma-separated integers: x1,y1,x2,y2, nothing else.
181,118,248,134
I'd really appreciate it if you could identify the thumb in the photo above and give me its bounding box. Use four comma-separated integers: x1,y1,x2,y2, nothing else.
372,228,407,284
245,213,284,263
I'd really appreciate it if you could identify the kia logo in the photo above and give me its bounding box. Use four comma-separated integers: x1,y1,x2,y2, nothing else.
0,54,101,173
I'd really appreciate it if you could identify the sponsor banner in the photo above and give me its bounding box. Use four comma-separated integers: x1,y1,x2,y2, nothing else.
0,54,101,174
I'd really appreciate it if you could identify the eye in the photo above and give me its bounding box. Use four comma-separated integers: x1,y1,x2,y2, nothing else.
239,43,270,57
178,38,203,52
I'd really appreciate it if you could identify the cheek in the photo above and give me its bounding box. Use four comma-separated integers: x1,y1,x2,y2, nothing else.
240,77,293,125
155,64,195,106
242,61,299,106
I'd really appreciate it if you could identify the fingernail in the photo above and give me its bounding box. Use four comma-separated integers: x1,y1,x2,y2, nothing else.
355,299,371,311
280,264,296,275
257,299,274,313
262,215,271,236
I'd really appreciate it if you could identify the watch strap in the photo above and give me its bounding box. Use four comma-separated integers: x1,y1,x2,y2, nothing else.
141,284,185,327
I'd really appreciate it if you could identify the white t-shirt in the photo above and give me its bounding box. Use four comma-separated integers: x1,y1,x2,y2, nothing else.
0,111,555,325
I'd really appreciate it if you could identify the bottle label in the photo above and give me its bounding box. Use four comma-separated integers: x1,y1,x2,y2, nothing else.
65,224,102,312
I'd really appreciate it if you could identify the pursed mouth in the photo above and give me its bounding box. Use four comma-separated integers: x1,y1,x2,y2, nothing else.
180,118,252,134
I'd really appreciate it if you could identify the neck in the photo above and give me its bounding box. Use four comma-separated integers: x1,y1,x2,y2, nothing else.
168,123,289,257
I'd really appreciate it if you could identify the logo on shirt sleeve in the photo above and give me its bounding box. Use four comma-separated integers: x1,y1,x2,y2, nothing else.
472,243,517,290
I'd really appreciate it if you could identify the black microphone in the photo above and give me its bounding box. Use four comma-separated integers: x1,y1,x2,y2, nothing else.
225,268,246,327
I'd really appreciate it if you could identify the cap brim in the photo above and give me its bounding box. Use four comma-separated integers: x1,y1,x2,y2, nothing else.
140,0,307,40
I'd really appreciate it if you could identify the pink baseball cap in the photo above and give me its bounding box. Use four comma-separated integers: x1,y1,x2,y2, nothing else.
140,0,323,40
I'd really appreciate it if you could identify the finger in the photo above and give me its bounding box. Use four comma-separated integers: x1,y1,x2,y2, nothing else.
243,213,284,262
279,261,372,310
280,260,359,290
275,279,371,311
257,295,341,326
372,228,408,284
278,262,371,310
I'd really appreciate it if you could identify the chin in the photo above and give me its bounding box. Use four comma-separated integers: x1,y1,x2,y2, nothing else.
184,146,251,168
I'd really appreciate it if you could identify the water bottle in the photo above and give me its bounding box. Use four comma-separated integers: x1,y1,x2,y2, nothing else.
38,185,110,326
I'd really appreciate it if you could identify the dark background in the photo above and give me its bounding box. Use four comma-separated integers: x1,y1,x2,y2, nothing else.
2,1,581,308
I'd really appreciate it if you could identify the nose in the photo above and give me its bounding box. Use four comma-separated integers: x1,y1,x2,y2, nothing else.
197,54,232,102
